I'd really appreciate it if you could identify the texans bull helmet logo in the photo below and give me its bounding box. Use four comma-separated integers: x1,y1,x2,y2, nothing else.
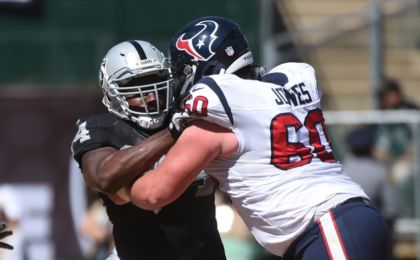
175,20,219,61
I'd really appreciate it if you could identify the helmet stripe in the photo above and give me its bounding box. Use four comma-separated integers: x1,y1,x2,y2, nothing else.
129,40,147,60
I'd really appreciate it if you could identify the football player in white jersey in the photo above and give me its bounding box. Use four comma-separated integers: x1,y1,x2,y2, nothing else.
131,16,392,259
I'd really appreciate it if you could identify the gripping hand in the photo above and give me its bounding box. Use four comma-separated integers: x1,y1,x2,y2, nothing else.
168,112,192,139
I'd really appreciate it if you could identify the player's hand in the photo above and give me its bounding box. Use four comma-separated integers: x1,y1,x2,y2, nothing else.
0,223,13,250
108,186,131,205
168,112,191,139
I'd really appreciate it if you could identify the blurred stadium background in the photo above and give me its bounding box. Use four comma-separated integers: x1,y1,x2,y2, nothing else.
0,0,419,259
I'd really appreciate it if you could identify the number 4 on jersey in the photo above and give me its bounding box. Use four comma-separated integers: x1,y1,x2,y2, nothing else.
270,108,335,170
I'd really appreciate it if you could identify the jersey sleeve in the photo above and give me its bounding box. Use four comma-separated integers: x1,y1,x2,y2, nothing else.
184,76,234,130
71,114,144,166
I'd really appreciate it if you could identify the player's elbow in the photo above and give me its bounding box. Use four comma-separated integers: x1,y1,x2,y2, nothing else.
83,172,115,194
95,173,117,194
95,164,127,193
131,194,162,211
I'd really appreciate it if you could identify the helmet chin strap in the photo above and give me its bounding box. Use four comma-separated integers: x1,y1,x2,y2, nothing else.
179,64,197,97
225,51,253,74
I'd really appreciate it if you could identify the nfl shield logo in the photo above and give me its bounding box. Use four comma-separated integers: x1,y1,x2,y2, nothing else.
225,46,235,56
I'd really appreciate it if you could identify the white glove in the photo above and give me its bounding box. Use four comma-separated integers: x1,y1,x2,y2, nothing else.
168,112,192,139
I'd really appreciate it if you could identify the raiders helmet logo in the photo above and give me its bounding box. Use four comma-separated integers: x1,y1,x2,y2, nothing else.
175,20,219,61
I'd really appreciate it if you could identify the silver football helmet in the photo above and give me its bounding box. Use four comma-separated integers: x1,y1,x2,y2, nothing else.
99,40,174,130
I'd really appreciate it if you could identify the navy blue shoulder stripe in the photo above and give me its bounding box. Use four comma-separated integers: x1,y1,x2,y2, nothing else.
261,72,289,86
198,77,234,125
129,40,147,60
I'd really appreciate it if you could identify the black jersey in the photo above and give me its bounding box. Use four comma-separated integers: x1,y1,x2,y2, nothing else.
71,113,226,260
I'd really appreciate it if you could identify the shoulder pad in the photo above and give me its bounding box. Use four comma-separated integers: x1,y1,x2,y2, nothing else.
264,63,321,103
185,77,234,129
71,113,147,164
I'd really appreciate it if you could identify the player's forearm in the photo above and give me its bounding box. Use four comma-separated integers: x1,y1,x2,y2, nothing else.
131,127,213,210
98,129,175,193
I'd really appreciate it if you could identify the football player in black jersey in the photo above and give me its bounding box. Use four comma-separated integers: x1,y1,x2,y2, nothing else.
71,40,226,260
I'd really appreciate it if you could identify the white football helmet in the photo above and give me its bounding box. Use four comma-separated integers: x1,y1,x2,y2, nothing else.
99,40,174,130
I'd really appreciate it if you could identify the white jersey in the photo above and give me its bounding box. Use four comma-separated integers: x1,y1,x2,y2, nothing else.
184,62,367,256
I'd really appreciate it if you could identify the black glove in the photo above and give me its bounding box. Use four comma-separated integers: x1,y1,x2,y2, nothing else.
0,223,13,250
168,112,191,139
